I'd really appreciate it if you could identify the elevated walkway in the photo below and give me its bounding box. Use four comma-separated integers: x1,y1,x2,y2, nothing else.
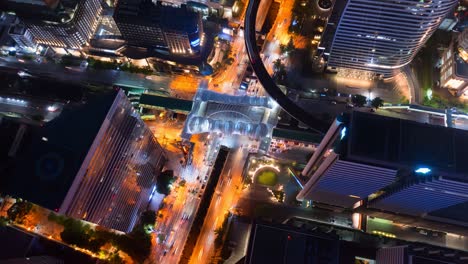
139,93,193,114
272,128,323,144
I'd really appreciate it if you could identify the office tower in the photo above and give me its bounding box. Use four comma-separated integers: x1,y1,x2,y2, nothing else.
1,0,102,49
326,0,458,78
8,24,37,49
440,28,468,97
245,220,468,264
2,89,166,233
114,0,203,55
297,111,468,224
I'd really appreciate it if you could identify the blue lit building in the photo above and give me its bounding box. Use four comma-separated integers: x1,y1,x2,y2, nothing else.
114,0,203,56
325,0,458,78
297,111,468,224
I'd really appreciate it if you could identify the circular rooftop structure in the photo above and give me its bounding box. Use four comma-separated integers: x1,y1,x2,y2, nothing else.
317,0,332,10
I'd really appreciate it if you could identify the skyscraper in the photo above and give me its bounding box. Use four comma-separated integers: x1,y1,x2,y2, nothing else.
1,0,102,49
2,89,166,233
297,111,468,225
114,0,203,55
326,0,458,78
8,24,37,50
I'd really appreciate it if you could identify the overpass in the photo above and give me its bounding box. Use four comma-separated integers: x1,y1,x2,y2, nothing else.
382,103,468,128
382,103,468,118
244,0,328,134
138,93,194,114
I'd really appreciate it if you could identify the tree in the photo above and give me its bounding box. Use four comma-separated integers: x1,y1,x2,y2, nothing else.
0,216,8,227
60,55,81,66
31,114,44,122
352,94,367,107
273,59,283,73
7,201,33,223
156,170,175,195
179,179,187,187
115,225,152,263
107,252,124,264
140,210,156,227
286,38,295,53
48,212,66,225
279,44,286,54
60,218,93,248
371,97,384,109
226,57,235,65
214,227,225,248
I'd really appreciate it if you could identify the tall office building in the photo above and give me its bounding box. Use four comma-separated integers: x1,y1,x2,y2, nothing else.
1,0,102,49
297,111,468,224
8,24,37,49
114,0,203,55
326,0,458,78
2,89,166,233
440,28,468,97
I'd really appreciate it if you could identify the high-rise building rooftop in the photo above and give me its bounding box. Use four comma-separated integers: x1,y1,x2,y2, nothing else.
1,89,166,232
325,0,458,77
297,111,468,225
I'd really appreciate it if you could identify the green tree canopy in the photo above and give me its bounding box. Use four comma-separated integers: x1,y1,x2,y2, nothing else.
273,59,284,73
156,170,175,195
352,94,367,107
140,210,156,227
286,38,295,53
7,201,33,223
371,97,384,109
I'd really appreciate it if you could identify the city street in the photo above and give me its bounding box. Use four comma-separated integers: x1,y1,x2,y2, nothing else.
0,96,62,121
209,29,249,94
0,56,188,95
189,140,249,264
148,145,211,263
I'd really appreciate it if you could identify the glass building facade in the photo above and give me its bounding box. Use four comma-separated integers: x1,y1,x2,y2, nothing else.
60,90,166,233
114,0,202,55
327,0,458,77
3,0,102,49
297,111,468,223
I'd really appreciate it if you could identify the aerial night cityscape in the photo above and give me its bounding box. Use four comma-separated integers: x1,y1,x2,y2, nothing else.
1,0,468,263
